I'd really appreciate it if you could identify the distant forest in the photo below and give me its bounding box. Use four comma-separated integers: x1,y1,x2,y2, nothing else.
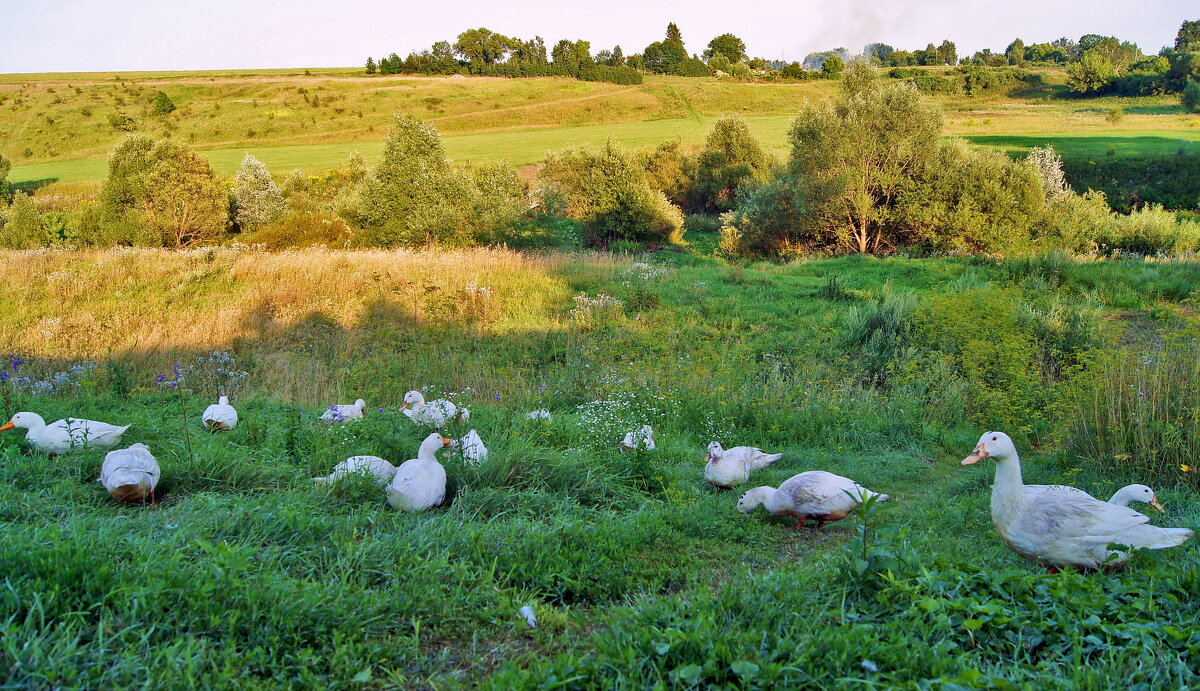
366,20,1200,97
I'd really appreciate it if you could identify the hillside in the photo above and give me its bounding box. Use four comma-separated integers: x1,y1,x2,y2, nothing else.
5,69,1198,185
3,246,1199,687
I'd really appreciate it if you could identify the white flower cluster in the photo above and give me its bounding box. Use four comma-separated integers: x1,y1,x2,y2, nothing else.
574,379,665,449
619,262,669,285
569,293,623,327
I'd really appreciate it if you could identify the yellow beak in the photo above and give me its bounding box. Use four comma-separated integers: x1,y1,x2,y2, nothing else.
1150,497,1166,513
961,443,988,465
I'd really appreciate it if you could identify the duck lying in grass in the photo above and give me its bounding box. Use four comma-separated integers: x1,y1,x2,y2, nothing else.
313,456,397,485
737,471,889,530
1024,483,1166,513
387,432,449,512
99,443,160,503
962,431,1192,571
619,425,656,452
704,441,782,489
202,396,238,432
456,429,488,465
401,391,466,429
1,412,130,454
319,399,366,422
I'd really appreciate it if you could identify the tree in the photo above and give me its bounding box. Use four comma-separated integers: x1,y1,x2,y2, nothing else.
666,23,683,45
785,60,943,253
693,115,769,212
551,40,593,75
139,141,228,247
864,43,894,64
454,28,512,65
230,154,284,231
704,33,747,63
151,91,175,115
98,134,158,217
1177,20,1200,52
1183,79,1200,113
938,40,958,65
822,54,845,75
365,57,377,74
708,54,732,73
1067,51,1116,93
1005,39,1026,66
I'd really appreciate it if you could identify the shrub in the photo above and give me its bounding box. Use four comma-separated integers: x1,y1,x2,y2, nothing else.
578,65,643,85
670,58,711,77
140,141,228,247
0,192,51,248
230,154,285,231
635,140,696,209
729,62,751,79
539,140,684,246
717,178,809,255
0,152,10,204
896,139,1043,254
839,289,918,385
107,112,138,131
1097,204,1200,255
1183,78,1200,112
1033,190,1116,253
151,91,175,115
692,115,770,213
707,54,731,73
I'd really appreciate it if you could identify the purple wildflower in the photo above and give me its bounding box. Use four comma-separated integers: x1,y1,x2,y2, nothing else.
494,392,502,400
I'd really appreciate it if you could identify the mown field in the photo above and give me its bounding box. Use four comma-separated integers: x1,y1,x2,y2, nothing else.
2,246,1199,688
5,69,1198,185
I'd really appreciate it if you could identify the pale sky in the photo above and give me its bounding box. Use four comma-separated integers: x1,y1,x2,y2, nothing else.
0,0,1194,73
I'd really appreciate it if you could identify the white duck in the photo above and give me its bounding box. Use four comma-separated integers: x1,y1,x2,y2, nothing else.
619,425,656,452
202,395,238,432
528,409,552,422
1,412,130,454
99,443,160,503
1024,483,1166,513
313,456,396,485
704,441,783,488
386,432,449,512
737,471,888,530
401,391,464,429
456,429,488,465
962,431,1192,570
319,398,367,422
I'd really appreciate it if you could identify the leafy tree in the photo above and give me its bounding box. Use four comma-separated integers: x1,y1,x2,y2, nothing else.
230,154,284,231
644,23,688,73
693,115,769,212
1183,79,1200,113
938,40,958,65
365,57,377,74
636,140,695,209
98,134,158,217
540,140,684,246
140,141,228,247
784,60,943,253
822,55,845,75
151,91,175,115
0,152,10,204
1005,39,1026,66
0,192,51,248
864,43,894,64
671,58,710,77
454,28,512,65
708,54,731,73
704,34,747,63
729,62,752,79
552,40,593,74
1067,51,1116,93
1177,20,1200,51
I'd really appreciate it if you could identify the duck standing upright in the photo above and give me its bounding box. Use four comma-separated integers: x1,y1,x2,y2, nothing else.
962,431,1192,570
704,441,782,488
1,412,129,454
386,432,449,512
99,443,160,503
202,396,238,432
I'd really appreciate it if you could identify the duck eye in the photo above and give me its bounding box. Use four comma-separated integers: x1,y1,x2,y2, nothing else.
991,436,997,441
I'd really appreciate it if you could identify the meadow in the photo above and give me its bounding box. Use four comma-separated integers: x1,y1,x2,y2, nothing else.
3,246,1200,688
6,70,1199,186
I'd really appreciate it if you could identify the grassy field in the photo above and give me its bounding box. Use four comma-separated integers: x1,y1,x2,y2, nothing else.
6,68,1198,185
2,246,1199,687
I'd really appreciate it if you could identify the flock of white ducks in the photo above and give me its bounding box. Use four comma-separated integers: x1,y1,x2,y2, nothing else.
1,399,1193,570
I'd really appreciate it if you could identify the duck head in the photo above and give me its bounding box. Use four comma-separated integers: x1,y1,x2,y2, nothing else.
1115,484,1165,512
401,391,424,411
418,432,452,458
735,487,772,514
705,441,723,463
355,399,367,415
1,412,46,432
962,431,1017,465
218,395,230,405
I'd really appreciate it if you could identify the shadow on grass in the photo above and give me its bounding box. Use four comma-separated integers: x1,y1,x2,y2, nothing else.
963,133,1199,159
11,178,57,194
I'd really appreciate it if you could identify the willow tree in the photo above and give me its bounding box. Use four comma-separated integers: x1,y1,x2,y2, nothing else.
786,60,942,254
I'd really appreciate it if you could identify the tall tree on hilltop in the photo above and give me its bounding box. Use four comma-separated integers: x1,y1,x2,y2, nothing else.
704,33,747,63
1176,20,1200,51
454,28,512,65
365,57,376,74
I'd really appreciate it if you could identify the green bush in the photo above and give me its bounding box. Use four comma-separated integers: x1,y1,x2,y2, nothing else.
635,140,696,210
0,152,11,204
692,115,770,213
1182,78,1200,112
1097,204,1200,255
578,65,643,85
539,140,684,247
151,90,175,115
670,58,711,77
0,191,51,248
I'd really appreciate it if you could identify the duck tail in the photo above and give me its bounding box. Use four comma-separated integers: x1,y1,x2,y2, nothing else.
749,453,783,472
1119,525,1193,550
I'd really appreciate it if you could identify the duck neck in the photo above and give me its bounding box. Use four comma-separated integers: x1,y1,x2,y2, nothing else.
762,488,789,514
417,443,441,462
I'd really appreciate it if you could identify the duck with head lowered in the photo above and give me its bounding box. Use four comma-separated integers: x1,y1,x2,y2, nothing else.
401,391,466,429
386,432,450,512
1,412,130,454
704,441,782,489
962,431,1192,571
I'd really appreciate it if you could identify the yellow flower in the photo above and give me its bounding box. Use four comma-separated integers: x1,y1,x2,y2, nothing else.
1181,464,1193,473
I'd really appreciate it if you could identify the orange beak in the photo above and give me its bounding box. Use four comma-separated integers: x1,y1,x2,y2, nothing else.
401,403,410,411
0,421,14,432
704,453,711,463
961,443,988,465
441,437,452,447
1150,497,1166,513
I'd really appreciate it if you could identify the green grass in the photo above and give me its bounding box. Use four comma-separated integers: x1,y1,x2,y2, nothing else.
2,248,1200,687
965,131,1200,160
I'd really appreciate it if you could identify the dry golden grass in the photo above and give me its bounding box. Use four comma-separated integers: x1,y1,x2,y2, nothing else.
0,247,617,358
